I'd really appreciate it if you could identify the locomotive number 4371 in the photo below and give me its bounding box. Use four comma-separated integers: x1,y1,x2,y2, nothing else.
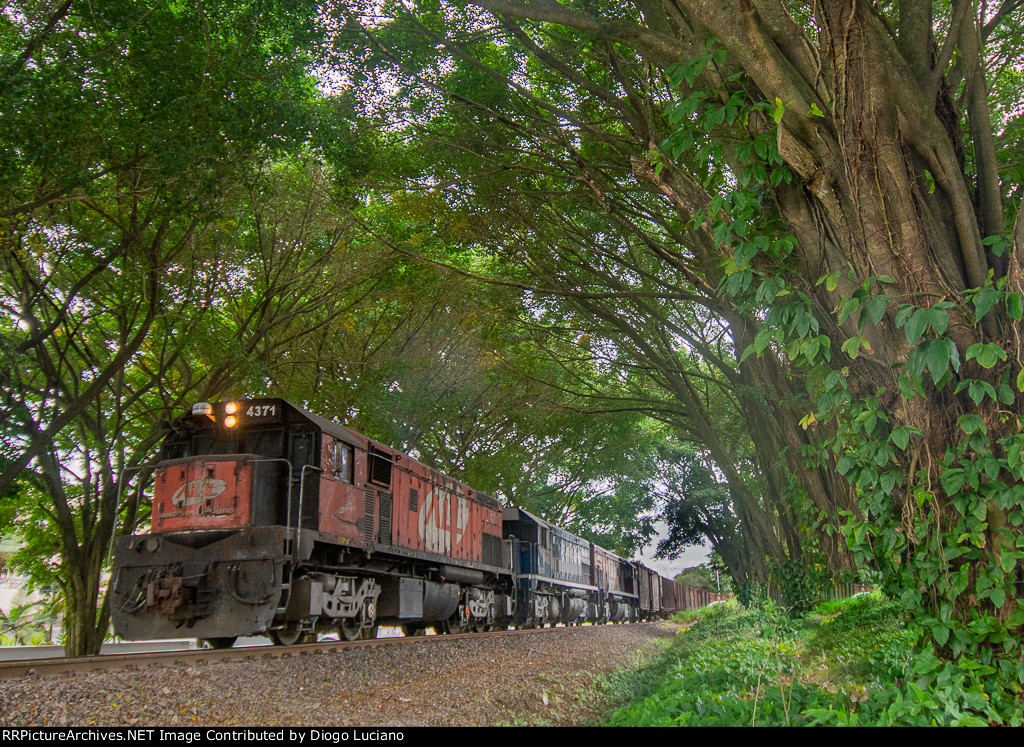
246,404,276,417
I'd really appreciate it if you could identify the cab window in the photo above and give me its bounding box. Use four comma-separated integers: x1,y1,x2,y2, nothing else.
333,442,354,483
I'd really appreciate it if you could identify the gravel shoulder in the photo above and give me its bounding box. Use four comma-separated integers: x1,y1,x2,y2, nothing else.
1,623,676,727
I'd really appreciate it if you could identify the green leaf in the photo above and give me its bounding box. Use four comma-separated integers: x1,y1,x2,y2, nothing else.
965,342,1007,369
819,271,841,291
890,426,910,450
753,326,773,355
838,298,859,324
895,304,915,328
1000,552,1017,574
909,346,928,381
957,414,986,435
945,338,960,374
772,97,793,124
904,308,928,345
803,336,821,362
967,380,997,405
881,471,896,494
982,234,1011,257
1006,293,1023,320
864,295,888,325
836,455,854,475
942,469,966,495
841,336,865,359
954,565,970,594
923,338,952,383
925,305,950,335
973,287,1000,323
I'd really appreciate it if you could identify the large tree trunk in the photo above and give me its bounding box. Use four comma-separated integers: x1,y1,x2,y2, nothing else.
63,572,109,658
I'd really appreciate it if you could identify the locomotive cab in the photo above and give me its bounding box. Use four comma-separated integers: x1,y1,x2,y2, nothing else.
152,399,320,533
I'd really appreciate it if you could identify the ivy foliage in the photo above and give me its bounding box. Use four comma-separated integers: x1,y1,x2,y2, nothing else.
663,42,1024,719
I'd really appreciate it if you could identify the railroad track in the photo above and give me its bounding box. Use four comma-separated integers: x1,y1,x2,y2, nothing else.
0,624,588,679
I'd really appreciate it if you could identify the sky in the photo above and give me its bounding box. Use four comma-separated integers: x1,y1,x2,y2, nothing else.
634,519,712,580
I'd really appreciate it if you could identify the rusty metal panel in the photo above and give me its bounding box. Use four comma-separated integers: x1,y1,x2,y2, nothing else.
638,564,662,614
317,477,368,547
369,455,504,569
637,563,651,613
152,456,253,532
593,545,622,594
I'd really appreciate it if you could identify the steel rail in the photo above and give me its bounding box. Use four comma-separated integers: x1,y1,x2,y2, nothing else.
0,623,633,679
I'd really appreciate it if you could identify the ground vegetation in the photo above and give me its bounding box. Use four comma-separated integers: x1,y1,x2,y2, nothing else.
606,592,1018,726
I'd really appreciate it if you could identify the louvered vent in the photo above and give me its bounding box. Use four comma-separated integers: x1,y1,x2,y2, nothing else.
409,487,418,512
368,448,392,486
362,486,375,542
379,492,392,544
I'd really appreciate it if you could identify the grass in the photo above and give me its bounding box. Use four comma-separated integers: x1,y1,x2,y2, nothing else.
596,593,1018,726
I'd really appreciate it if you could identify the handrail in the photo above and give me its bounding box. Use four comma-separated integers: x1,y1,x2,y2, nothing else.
295,464,323,560
107,462,160,569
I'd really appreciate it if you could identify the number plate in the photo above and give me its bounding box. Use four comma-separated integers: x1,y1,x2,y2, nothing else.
234,400,282,422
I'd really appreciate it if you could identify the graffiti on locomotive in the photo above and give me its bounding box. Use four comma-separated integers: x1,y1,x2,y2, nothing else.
417,487,468,553
171,477,228,508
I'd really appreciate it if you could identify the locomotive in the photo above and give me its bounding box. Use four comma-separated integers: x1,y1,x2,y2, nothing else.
110,398,721,647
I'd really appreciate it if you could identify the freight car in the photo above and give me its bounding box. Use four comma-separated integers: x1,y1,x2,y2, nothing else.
111,398,718,647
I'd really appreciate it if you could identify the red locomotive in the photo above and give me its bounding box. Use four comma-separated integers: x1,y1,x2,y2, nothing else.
111,398,723,646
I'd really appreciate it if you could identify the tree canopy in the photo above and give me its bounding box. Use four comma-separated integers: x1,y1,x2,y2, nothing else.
3,1,1024,721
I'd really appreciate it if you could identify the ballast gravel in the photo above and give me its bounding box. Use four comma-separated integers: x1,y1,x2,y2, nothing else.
0,623,674,727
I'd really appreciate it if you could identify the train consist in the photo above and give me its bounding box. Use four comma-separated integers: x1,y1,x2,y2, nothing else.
111,398,724,647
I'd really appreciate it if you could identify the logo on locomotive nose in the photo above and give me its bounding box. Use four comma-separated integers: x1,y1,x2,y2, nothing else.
171,478,228,507
418,489,468,554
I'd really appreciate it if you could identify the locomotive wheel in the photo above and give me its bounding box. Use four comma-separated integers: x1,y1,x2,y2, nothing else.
200,637,237,649
270,624,314,646
470,621,487,634
339,618,362,641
